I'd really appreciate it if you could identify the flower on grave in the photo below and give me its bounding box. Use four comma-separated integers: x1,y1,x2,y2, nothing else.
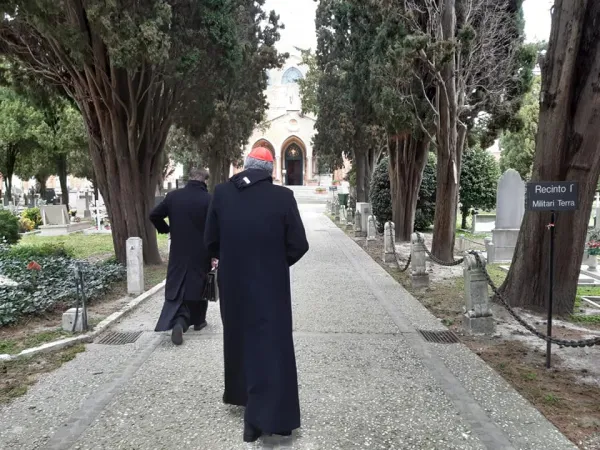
587,240,600,256
27,260,42,271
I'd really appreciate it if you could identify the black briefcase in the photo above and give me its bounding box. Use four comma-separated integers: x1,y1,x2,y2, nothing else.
202,269,219,302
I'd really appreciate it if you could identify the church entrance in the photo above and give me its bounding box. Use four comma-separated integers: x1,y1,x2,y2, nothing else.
284,144,304,186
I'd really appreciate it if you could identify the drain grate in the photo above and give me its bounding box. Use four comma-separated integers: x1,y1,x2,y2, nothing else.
417,330,460,344
96,331,142,345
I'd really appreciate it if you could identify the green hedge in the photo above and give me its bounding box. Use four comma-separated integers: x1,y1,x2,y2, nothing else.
0,209,20,245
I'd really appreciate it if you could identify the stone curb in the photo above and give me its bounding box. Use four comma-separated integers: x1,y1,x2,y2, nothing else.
0,280,166,362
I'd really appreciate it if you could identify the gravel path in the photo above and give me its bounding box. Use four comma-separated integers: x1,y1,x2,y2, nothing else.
0,204,576,450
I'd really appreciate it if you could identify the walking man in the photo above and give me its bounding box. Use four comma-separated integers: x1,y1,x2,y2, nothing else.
204,147,309,442
150,167,212,345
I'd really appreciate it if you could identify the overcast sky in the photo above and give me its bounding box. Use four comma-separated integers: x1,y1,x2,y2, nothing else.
264,0,553,53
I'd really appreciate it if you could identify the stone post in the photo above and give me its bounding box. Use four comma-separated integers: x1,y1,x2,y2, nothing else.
126,237,144,295
384,221,396,263
83,192,92,220
346,209,354,231
484,237,495,264
354,211,365,237
62,308,85,332
410,233,429,288
326,200,332,215
367,215,377,242
334,201,340,222
463,253,495,334
340,206,347,226
456,234,465,253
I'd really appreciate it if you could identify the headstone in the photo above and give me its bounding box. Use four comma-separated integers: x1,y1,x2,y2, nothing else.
490,170,525,263
83,192,92,219
41,205,70,226
340,206,347,226
463,254,495,334
346,209,354,231
384,221,396,263
333,201,340,222
126,237,144,295
410,233,429,288
62,308,85,332
484,237,495,263
354,211,365,237
367,215,376,242
356,202,371,233
326,200,332,214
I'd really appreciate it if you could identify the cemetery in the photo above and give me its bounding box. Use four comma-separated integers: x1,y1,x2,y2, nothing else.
2,0,600,448
326,173,600,446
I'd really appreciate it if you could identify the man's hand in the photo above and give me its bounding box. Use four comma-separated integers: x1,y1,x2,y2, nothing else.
211,258,219,269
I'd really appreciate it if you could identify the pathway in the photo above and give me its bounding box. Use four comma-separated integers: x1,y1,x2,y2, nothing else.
0,205,576,449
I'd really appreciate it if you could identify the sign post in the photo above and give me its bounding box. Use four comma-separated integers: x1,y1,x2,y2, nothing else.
525,181,579,369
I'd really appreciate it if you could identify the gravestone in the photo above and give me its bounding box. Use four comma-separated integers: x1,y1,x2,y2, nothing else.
384,222,396,263
346,209,354,231
410,233,429,288
126,237,144,295
356,202,371,233
490,170,525,263
367,215,376,242
354,210,365,237
340,206,347,226
83,192,92,219
463,254,495,334
39,205,92,236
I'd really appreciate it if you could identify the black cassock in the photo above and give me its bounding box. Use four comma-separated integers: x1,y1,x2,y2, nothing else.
204,169,309,434
150,180,212,331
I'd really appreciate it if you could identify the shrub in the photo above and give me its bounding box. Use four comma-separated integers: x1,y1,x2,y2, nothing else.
0,209,20,245
0,254,125,326
18,217,35,233
7,242,75,260
21,208,42,229
414,153,437,231
370,157,392,232
368,153,437,233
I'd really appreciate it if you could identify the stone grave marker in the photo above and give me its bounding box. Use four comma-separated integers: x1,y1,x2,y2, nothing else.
489,169,525,263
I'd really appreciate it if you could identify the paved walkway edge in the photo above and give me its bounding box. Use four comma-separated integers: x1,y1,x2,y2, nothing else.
0,280,166,362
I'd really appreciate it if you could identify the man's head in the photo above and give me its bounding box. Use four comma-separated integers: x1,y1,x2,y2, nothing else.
188,167,209,182
244,147,274,174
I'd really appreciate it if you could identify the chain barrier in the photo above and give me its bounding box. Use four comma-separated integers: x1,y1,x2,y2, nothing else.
387,225,411,272
415,232,465,266
469,251,600,348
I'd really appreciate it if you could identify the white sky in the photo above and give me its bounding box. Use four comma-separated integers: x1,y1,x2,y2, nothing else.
264,0,553,52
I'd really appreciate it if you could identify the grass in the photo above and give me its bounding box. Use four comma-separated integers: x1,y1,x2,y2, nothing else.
18,232,169,260
0,329,72,355
0,344,85,405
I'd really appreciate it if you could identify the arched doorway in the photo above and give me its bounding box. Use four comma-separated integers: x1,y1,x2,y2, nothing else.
284,143,304,186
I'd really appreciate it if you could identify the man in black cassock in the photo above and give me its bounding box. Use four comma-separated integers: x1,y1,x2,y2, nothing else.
204,147,309,443
150,167,212,346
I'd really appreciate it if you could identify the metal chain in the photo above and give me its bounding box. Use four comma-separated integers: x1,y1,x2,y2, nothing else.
415,232,465,266
470,251,600,348
388,225,411,272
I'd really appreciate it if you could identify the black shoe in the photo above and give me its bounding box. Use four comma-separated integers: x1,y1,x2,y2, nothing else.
171,323,184,345
275,431,292,437
243,421,262,443
193,321,207,331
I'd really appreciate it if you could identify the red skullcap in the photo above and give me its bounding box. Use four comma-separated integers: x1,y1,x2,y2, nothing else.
248,147,274,162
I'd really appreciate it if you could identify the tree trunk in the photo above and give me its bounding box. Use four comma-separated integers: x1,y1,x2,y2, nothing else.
355,150,369,202
3,144,18,202
499,1,600,315
208,153,231,193
432,0,465,261
389,135,429,241
460,208,469,230
56,153,69,210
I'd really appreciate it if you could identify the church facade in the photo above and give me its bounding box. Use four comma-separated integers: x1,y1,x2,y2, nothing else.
231,51,348,186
